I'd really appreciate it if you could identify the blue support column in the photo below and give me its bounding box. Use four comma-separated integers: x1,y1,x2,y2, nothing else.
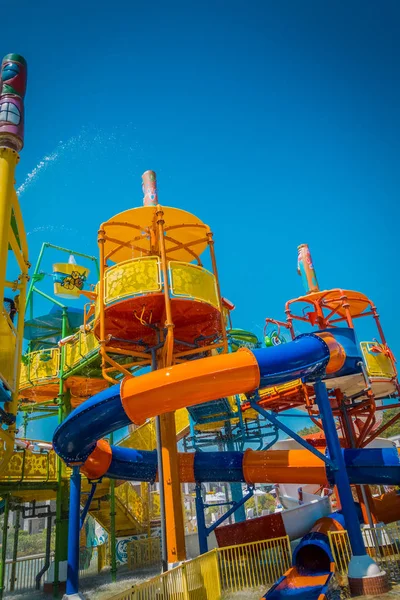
314,380,366,557
195,484,208,554
225,421,245,523
66,466,82,596
230,484,246,522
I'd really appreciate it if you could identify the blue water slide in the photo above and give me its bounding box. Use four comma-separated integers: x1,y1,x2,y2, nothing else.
53,332,334,467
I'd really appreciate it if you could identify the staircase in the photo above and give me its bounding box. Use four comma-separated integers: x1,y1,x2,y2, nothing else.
88,481,147,537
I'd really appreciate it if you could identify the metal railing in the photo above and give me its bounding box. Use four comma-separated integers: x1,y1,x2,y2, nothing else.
104,257,162,305
101,256,220,311
2,543,108,595
127,537,161,569
169,261,219,309
19,347,60,387
0,446,57,482
3,553,50,593
217,536,291,593
360,341,396,379
64,329,100,371
110,550,221,600
106,535,291,600
329,522,400,581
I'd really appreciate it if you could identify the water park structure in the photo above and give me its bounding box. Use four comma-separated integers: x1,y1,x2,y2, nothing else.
1,53,400,600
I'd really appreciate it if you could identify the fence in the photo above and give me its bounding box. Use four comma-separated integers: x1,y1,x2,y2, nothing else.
3,554,49,593
217,536,291,593
329,522,400,581
107,536,291,600
113,550,221,600
127,538,161,569
2,543,108,596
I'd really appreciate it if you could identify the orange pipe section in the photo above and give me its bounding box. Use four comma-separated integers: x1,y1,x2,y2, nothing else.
120,348,260,425
81,444,331,486
178,452,196,483
81,439,112,480
243,448,327,485
316,332,346,374
311,516,344,535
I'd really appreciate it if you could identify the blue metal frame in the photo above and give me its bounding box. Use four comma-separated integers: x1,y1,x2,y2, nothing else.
80,482,97,530
248,395,335,468
195,482,254,554
66,466,81,596
225,420,245,522
314,380,366,557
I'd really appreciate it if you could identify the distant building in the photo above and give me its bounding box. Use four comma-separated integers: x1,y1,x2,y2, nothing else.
9,500,55,535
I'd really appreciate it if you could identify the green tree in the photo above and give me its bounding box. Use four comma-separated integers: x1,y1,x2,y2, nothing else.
379,408,400,438
245,493,276,514
297,424,320,437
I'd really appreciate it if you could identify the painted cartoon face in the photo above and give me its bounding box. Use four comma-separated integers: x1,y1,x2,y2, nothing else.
0,54,27,151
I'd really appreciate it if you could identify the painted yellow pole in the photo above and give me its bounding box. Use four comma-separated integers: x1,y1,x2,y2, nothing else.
0,53,28,476
0,148,18,303
0,148,19,475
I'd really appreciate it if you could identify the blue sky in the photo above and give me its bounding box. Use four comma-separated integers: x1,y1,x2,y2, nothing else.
3,0,399,440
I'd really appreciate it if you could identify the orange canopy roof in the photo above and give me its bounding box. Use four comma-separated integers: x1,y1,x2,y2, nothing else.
101,205,210,263
288,289,372,318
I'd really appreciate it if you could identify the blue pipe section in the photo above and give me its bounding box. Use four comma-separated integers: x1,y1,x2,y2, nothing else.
51,330,351,471
252,334,329,387
326,447,400,486
53,384,129,463
292,512,346,570
66,466,81,596
52,383,400,486
194,451,244,483
108,446,158,481
249,401,335,468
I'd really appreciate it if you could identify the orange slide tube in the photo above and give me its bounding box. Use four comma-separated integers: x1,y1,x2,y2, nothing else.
120,348,260,425
243,448,328,485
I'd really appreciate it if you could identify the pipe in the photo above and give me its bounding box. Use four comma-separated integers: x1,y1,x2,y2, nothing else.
10,507,20,592
53,307,69,598
292,512,345,575
109,433,117,583
36,512,53,590
195,484,208,555
0,495,10,600
315,380,366,557
225,421,245,523
142,170,158,206
297,244,319,294
66,466,81,596
80,483,97,530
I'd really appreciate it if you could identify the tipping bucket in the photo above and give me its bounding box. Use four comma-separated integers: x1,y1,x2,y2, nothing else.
53,255,89,299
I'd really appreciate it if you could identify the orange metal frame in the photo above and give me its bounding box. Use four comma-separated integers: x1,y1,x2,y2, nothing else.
94,205,229,563
260,289,400,453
